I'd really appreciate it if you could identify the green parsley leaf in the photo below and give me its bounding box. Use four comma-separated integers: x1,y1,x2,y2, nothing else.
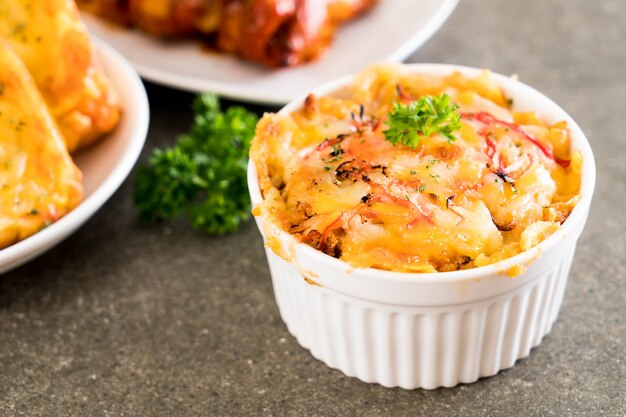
383,93,461,148
134,93,258,235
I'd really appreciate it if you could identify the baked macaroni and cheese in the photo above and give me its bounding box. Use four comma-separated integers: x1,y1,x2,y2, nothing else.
251,64,582,273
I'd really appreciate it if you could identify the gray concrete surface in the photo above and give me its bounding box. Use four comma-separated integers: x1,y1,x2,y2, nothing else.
1,0,624,415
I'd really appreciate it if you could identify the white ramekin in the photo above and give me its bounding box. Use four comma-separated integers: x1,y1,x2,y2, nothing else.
248,64,596,389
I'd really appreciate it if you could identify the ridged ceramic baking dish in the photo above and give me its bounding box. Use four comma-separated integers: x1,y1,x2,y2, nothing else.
248,64,596,389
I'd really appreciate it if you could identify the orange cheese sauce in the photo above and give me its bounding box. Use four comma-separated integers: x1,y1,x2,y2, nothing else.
251,64,581,273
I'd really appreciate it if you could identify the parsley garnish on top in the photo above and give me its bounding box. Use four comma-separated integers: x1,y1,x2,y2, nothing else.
134,93,258,235
383,93,461,148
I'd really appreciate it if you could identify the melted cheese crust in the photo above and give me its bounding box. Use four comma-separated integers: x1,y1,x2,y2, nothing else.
0,0,121,152
251,64,581,273
0,41,83,249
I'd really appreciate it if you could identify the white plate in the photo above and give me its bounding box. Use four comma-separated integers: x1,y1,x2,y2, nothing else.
82,0,458,105
0,41,149,274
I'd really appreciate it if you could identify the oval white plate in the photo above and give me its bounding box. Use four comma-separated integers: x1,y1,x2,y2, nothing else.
0,40,149,274
82,0,458,105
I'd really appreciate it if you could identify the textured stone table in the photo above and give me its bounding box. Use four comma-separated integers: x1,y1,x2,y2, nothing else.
1,0,624,416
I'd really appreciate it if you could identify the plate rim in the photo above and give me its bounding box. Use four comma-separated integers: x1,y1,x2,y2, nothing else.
87,0,458,105
0,40,149,274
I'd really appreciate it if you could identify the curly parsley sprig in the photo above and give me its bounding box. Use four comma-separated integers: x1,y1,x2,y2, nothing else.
383,93,461,148
134,93,258,235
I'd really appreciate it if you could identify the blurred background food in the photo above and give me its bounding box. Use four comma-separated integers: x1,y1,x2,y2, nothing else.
76,0,378,67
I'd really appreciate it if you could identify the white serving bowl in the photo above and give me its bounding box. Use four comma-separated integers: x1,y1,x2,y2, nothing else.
248,64,596,389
